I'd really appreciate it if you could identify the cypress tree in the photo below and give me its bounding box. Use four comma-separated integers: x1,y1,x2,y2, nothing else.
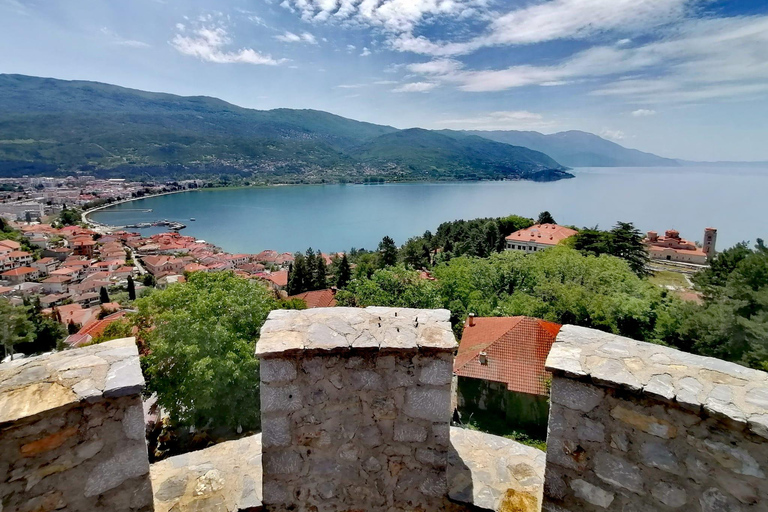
337,254,351,289
127,275,136,301
99,286,110,304
314,250,327,290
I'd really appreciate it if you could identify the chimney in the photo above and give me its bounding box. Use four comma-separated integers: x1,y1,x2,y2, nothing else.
468,313,475,327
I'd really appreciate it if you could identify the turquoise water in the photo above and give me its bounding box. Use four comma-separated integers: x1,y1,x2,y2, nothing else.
91,167,768,254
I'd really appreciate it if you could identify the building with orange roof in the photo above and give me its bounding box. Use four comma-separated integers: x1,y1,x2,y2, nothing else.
453,315,562,435
288,288,337,308
644,228,716,264
505,223,577,253
65,310,130,347
262,270,289,290
1,266,40,284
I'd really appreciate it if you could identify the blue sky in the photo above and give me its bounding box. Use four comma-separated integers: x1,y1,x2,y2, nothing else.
1,0,767,161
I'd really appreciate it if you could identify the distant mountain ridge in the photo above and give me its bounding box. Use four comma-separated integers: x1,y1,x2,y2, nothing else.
0,74,570,183
465,129,679,168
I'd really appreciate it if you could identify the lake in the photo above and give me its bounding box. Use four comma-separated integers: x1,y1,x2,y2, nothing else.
90,166,768,254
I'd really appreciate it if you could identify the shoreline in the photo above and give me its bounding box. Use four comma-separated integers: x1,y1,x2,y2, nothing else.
82,188,196,231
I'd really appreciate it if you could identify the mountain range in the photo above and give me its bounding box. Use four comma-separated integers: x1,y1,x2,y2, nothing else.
464,130,679,168
0,74,687,183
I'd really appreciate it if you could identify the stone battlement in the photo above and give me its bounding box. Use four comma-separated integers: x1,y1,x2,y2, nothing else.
3,311,768,512
544,326,768,510
257,307,459,511
0,338,151,511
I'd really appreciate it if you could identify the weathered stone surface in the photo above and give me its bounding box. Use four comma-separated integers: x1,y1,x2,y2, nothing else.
550,378,604,413
448,427,545,512
257,307,457,512
255,306,456,356
404,387,451,421
85,445,150,496
393,422,427,442
260,358,297,383
570,479,614,508
640,441,680,474
651,481,687,508
260,384,302,413
611,405,677,438
419,359,453,386
150,434,263,512
1,338,151,512
544,325,768,512
594,452,644,494
700,487,743,512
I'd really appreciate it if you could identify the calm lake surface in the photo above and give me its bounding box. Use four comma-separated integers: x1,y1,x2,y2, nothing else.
91,167,768,254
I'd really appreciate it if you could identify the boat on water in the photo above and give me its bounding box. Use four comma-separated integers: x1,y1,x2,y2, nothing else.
190,218,196,221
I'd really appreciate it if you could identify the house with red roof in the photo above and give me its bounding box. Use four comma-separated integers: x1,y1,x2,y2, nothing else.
261,270,289,290
1,266,40,284
287,288,337,309
505,224,577,253
453,315,562,435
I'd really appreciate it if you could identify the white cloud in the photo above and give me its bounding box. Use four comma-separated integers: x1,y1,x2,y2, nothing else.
360,47,371,56
392,82,438,93
100,27,150,48
171,25,284,65
175,23,185,31
402,15,768,104
280,0,486,32
631,109,657,116
600,129,626,141
436,110,557,130
407,59,464,75
275,31,317,44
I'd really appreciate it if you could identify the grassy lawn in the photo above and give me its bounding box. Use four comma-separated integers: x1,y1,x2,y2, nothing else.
649,270,690,289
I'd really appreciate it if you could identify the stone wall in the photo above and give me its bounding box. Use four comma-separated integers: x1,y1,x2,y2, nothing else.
256,307,458,511
543,325,768,511
0,338,152,512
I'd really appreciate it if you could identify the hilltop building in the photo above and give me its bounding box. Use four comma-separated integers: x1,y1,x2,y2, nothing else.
505,223,577,252
644,227,716,264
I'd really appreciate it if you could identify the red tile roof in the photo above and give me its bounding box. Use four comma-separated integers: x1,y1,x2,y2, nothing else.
454,316,562,396
288,289,337,308
1,266,38,276
263,270,289,287
505,224,577,246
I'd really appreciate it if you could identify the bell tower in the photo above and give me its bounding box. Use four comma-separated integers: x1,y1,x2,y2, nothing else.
702,227,717,261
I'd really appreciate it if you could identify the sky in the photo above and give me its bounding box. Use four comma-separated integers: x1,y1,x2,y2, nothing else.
1,0,767,161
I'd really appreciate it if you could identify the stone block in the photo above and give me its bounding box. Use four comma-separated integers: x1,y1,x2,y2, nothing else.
550,378,604,413
404,387,451,422
260,358,297,383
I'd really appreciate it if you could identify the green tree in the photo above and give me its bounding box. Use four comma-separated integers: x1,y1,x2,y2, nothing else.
59,206,80,226
127,275,137,301
336,254,352,288
400,236,431,269
336,266,442,309
608,222,649,277
17,297,66,355
537,211,556,224
378,236,398,268
313,250,327,290
0,299,34,360
67,321,79,335
92,319,133,345
287,254,310,295
142,273,155,287
137,271,277,430
99,286,110,304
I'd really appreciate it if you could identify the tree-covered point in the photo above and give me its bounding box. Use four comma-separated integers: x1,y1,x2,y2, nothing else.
136,271,278,431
